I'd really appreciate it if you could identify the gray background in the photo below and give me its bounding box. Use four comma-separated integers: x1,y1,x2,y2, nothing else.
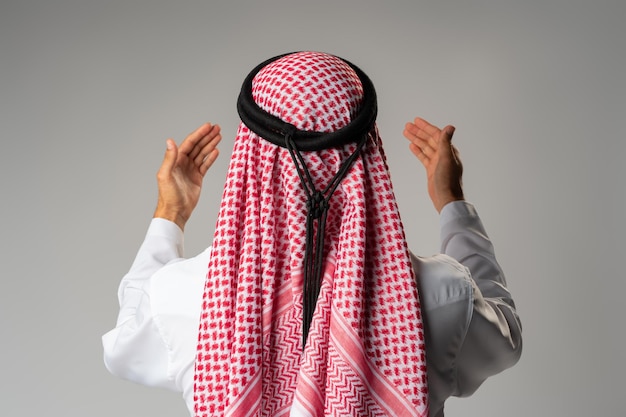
1,0,624,416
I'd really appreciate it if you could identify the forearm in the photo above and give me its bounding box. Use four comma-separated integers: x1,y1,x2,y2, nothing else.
102,218,185,389
117,218,185,310
439,201,505,291
439,201,522,393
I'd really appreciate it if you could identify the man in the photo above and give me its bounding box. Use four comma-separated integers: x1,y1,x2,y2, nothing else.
103,52,521,417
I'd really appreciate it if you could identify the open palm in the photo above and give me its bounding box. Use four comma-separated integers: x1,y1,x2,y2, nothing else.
403,117,464,213
154,123,221,229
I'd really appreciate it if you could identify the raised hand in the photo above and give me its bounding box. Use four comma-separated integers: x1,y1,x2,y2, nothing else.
403,117,464,213
154,123,221,230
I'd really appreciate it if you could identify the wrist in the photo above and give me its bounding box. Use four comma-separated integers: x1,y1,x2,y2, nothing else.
153,204,189,230
435,189,465,213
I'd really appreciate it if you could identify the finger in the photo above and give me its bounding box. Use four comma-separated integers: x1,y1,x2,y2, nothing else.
409,143,429,166
404,121,440,147
195,138,221,168
403,123,425,141
403,125,430,146
189,125,221,162
405,128,435,156
193,129,222,166
403,124,416,140
412,117,441,137
157,139,178,179
179,123,214,155
199,148,220,175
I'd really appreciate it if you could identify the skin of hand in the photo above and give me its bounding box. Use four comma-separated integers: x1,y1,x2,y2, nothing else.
403,117,464,213
153,123,221,230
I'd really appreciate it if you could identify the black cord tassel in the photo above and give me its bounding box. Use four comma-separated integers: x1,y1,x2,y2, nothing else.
285,134,368,349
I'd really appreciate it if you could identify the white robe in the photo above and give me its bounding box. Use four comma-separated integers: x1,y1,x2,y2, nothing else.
102,201,522,417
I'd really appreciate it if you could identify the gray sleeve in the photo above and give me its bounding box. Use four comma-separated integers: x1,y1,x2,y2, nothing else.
439,201,522,397
410,252,475,415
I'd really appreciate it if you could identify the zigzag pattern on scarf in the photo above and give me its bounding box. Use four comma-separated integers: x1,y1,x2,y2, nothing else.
194,52,428,417
262,308,302,414
324,345,382,415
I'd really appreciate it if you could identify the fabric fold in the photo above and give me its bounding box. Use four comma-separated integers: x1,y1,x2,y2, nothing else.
193,51,428,417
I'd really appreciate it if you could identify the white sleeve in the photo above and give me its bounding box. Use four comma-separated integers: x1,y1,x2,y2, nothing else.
439,201,522,397
102,218,185,390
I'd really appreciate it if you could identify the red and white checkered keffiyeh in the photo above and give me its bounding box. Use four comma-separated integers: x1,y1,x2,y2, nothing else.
194,52,428,417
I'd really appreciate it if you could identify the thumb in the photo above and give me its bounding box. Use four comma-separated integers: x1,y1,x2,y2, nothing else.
441,125,456,143
438,125,456,156
158,139,178,177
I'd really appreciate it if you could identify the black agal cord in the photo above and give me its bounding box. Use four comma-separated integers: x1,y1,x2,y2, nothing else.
236,53,377,348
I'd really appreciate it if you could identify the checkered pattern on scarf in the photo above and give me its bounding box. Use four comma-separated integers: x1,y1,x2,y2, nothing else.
194,52,428,417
